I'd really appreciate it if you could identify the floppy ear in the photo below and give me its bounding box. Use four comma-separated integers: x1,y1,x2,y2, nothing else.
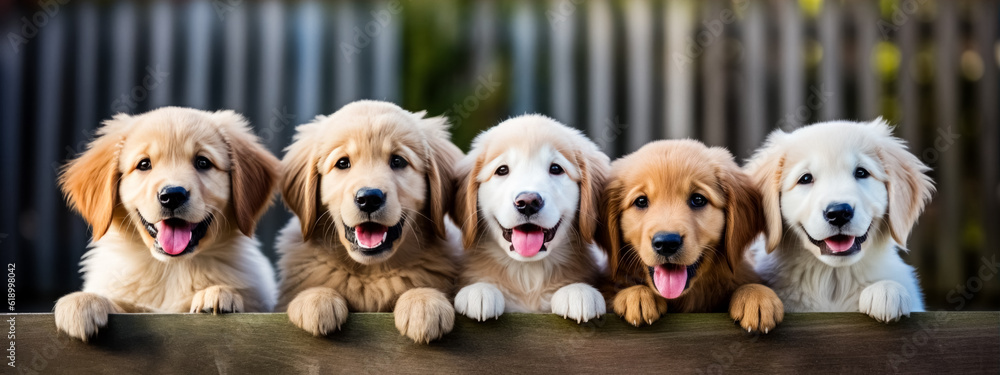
281,124,321,240
416,115,464,239
718,161,767,274
877,134,935,246
574,148,610,244
451,152,484,249
215,111,281,237
59,115,129,241
746,130,787,253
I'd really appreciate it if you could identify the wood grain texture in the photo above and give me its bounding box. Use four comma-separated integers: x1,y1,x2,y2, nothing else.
5,312,998,374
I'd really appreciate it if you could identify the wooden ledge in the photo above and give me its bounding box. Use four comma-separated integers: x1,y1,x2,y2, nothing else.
5,312,998,373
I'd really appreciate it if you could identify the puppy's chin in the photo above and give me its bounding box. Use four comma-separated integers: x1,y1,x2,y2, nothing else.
338,219,406,265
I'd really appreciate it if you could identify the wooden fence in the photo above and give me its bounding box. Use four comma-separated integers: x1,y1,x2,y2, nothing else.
0,0,997,311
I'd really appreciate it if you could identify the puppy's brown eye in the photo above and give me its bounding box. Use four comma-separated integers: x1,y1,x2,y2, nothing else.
549,163,564,175
195,156,213,170
335,157,351,170
390,155,408,170
798,173,813,185
854,167,870,179
633,196,648,208
137,158,152,171
495,165,509,176
688,193,708,208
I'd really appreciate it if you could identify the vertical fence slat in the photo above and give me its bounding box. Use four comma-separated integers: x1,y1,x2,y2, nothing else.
69,2,101,269
700,0,726,147
739,0,765,158
372,0,401,103
626,0,653,151
973,0,999,301
933,0,961,293
548,0,576,126
294,0,323,123
221,1,248,113
109,2,137,112
333,1,360,108
184,0,213,110
148,0,175,110
511,0,538,115
818,0,842,121
778,0,803,131
586,0,615,155
665,0,695,141
33,7,69,293
0,12,25,267
854,1,879,121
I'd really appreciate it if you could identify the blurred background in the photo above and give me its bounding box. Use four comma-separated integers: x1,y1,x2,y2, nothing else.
0,0,997,311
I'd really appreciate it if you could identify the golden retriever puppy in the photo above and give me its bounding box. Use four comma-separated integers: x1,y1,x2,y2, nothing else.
451,115,609,323
275,100,463,344
598,140,783,332
55,107,280,341
746,119,934,322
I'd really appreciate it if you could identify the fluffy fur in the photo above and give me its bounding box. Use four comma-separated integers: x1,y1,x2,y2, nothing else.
746,119,934,322
452,115,609,323
55,107,280,341
275,100,463,344
598,140,783,332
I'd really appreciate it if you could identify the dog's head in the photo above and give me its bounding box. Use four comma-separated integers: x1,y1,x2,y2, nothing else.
746,119,935,267
281,100,461,265
598,140,764,299
60,107,280,261
452,115,608,262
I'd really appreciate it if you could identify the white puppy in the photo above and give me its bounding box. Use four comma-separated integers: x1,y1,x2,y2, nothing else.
451,115,609,323
746,119,934,322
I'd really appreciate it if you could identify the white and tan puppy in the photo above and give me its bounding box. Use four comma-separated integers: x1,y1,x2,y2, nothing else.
452,115,609,323
55,107,280,341
746,119,934,322
276,101,463,344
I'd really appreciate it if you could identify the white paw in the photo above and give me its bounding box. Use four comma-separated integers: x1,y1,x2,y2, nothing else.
551,283,606,323
859,280,912,323
454,282,505,321
54,292,122,342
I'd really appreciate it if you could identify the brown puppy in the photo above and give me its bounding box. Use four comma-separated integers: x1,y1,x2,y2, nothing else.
598,140,783,332
55,107,280,342
275,100,463,343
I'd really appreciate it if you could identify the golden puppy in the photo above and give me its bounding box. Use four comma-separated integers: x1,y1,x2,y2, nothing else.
275,100,463,343
451,115,609,323
598,140,783,332
55,107,280,341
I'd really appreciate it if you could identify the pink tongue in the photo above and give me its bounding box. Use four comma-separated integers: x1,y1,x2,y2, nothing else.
511,228,545,257
824,236,856,253
355,225,388,248
652,265,688,299
155,221,194,255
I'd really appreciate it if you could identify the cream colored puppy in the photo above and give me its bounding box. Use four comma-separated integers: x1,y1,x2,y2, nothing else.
55,107,280,341
275,101,463,344
452,115,609,323
746,119,934,322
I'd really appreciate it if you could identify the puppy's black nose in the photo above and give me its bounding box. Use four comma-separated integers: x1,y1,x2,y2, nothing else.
652,232,683,257
514,192,544,217
355,188,385,213
158,186,189,210
824,203,854,227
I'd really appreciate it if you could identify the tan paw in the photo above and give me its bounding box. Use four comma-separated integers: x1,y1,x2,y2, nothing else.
729,283,784,333
54,292,123,342
612,285,667,327
190,285,244,314
394,288,454,344
287,287,349,336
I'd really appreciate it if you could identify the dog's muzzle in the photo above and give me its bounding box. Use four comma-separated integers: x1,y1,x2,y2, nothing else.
343,219,405,256
139,212,213,257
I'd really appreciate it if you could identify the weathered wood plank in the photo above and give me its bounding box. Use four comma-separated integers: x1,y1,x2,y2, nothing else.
5,313,998,374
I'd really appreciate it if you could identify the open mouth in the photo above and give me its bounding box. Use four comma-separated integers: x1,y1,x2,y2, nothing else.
808,229,869,256
500,221,560,258
343,219,405,256
139,213,212,257
647,260,700,300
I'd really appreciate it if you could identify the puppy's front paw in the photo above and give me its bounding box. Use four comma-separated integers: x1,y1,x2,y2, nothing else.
454,282,505,321
551,283,606,323
860,280,912,323
612,285,667,327
54,292,123,342
287,287,349,336
190,285,244,314
394,288,454,344
730,283,784,333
